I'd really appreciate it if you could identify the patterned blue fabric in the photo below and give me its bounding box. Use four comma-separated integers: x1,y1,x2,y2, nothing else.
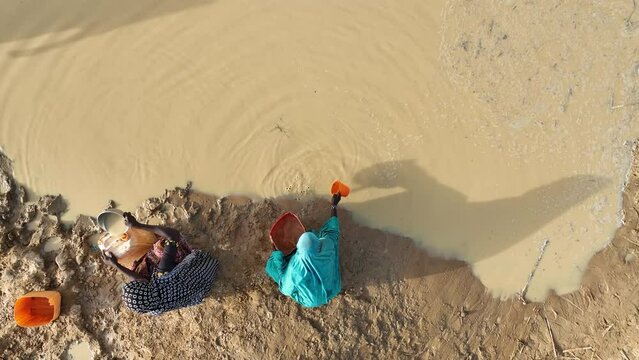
122,250,219,315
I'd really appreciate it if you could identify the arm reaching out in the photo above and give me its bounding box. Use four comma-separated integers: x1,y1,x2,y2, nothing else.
331,193,341,218
123,212,183,241
102,251,148,282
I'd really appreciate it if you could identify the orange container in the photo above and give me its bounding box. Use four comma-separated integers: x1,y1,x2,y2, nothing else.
269,212,305,255
330,180,350,197
14,291,61,327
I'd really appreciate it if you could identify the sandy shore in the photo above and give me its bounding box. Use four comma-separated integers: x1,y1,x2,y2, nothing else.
0,147,638,359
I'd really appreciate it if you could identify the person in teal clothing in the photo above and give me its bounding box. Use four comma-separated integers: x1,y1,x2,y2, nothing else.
265,193,342,307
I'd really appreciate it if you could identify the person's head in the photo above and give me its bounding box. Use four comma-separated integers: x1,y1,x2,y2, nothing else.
296,232,320,254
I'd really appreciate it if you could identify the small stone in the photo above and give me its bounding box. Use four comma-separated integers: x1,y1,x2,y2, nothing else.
175,181,192,199
177,188,187,199
60,269,76,283
75,252,85,266
16,186,26,204
69,305,82,318
142,197,163,212
175,207,189,221
24,251,45,272
55,251,71,270
37,195,68,217
18,204,38,226
186,201,200,217
0,171,11,195
73,215,98,238
206,208,215,221
0,152,13,195
624,253,636,263
156,212,169,222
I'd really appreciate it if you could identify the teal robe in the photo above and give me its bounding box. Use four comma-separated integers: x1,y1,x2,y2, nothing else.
265,216,341,307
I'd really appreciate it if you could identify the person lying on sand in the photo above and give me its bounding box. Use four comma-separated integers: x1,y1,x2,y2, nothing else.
265,194,342,308
102,213,219,315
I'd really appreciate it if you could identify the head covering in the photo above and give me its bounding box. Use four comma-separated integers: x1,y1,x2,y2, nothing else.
296,232,320,254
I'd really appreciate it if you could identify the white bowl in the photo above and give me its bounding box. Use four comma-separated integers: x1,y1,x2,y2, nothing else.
96,208,127,235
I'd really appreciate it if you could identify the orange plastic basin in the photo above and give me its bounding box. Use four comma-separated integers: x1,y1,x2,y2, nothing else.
330,180,350,197
14,291,61,327
269,212,305,255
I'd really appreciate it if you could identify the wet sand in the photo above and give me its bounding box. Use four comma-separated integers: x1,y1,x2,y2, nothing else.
0,0,637,304
0,149,638,359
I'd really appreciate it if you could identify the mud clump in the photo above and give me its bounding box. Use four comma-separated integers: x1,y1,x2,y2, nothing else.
37,195,68,218
0,152,17,221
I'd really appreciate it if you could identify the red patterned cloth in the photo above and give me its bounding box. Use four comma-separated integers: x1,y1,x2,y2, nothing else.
132,236,193,280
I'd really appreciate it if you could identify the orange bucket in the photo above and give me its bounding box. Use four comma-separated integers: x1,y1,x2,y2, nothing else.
14,291,61,327
330,180,350,197
269,212,305,255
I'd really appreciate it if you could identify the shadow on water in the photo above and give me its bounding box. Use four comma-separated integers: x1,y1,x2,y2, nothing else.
163,191,469,296
347,159,609,264
270,197,470,291
0,0,214,57
118,157,608,295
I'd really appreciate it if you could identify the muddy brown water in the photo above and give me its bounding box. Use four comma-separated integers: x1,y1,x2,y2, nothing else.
0,0,637,300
